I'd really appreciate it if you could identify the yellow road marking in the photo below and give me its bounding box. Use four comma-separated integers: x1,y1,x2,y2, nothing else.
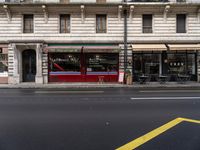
116,117,200,150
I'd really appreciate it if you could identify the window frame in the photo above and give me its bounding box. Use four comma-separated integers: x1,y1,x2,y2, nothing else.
96,14,107,33
60,14,71,34
23,14,34,34
176,14,187,33
142,14,153,34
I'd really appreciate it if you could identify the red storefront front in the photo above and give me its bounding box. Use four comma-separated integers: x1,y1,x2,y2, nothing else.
46,44,119,82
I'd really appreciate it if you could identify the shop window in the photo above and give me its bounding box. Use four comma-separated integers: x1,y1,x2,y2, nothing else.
167,53,186,75
133,53,160,81
23,14,34,33
176,14,186,33
142,14,153,33
86,54,118,72
96,15,107,33
167,52,196,81
49,53,80,72
0,54,8,73
60,14,70,33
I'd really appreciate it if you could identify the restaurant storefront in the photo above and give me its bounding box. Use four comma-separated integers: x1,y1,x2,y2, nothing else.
132,44,199,82
46,44,119,82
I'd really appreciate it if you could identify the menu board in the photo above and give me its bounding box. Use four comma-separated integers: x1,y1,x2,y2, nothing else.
118,71,124,83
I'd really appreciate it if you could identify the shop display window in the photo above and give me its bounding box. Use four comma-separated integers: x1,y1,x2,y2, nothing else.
49,53,80,72
86,54,118,72
167,52,196,81
133,53,160,81
0,54,8,73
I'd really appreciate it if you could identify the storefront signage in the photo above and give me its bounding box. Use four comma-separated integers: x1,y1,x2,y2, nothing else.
118,71,124,83
169,62,184,67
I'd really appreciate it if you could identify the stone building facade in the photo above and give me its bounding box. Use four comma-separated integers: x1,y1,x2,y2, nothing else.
0,0,199,84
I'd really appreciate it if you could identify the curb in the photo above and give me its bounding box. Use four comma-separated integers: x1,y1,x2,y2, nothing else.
0,83,200,89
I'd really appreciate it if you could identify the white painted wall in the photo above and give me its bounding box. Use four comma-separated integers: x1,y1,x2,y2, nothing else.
0,5,200,43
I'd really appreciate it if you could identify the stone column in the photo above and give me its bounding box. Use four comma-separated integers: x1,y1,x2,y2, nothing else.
42,52,48,84
35,44,43,84
8,44,20,84
119,44,133,84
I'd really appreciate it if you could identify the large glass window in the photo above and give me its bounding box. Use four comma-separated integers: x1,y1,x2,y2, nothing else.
0,54,8,73
167,53,186,74
167,52,197,81
86,54,118,72
133,53,160,81
49,53,80,72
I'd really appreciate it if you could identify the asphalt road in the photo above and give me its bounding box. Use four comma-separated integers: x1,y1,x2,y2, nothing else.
0,87,200,150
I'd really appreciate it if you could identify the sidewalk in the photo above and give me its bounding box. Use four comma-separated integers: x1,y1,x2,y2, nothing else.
0,82,200,89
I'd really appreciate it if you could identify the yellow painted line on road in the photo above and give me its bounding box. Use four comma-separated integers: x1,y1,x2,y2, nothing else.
116,117,200,150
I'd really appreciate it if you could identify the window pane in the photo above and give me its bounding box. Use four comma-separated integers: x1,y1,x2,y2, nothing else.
143,14,152,33
177,14,186,33
86,54,118,72
60,15,70,33
49,53,80,72
0,54,8,73
24,15,33,33
96,15,107,33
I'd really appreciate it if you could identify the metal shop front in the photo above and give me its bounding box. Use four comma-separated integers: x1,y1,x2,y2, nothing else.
47,45,119,82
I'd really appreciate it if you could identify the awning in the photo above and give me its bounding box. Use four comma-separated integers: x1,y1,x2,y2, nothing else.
44,45,120,53
83,46,120,53
132,44,167,51
44,46,82,53
168,44,200,51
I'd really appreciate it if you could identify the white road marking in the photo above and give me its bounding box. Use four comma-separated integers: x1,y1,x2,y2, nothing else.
35,91,104,94
139,90,200,93
131,97,200,100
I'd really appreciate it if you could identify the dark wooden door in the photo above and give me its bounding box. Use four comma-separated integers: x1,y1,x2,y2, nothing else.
22,50,36,82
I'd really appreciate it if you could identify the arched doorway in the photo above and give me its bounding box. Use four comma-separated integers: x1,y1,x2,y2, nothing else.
22,50,36,82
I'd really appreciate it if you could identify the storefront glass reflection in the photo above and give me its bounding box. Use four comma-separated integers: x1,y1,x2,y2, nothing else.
86,54,118,73
133,51,197,82
49,53,80,72
133,53,160,81
167,52,196,81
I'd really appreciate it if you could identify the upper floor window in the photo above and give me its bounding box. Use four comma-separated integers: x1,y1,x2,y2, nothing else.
142,14,152,33
23,14,34,33
96,14,107,33
60,14,70,33
176,14,186,33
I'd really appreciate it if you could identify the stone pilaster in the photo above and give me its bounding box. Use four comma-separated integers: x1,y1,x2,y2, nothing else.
36,44,44,84
8,44,20,84
198,51,200,82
